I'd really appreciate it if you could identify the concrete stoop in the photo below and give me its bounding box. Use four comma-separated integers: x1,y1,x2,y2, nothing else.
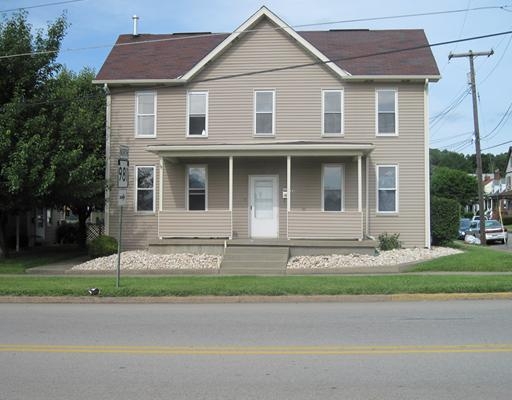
220,246,290,275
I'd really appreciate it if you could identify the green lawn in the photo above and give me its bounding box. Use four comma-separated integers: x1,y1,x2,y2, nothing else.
0,247,86,274
409,243,512,272
0,275,511,297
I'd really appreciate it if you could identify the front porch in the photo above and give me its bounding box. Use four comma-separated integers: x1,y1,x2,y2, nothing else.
157,210,364,240
149,142,374,243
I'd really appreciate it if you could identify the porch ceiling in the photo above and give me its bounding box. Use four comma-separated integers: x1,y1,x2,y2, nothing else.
146,141,374,158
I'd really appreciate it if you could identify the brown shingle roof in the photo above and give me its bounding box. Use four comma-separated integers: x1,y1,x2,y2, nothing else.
96,29,439,81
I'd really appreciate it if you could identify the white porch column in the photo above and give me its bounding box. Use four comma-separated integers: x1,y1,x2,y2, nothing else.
357,155,362,213
159,157,163,212
229,156,233,239
287,156,291,212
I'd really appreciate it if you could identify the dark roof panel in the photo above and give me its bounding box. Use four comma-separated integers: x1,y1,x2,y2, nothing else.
96,29,439,81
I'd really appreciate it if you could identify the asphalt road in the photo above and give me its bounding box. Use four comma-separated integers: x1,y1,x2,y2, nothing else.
1,300,512,400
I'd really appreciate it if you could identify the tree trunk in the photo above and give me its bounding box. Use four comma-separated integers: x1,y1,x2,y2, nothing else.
0,213,9,258
75,206,91,248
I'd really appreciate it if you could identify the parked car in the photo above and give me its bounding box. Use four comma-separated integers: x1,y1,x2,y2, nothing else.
458,218,471,240
466,219,508,244
471,215,487,222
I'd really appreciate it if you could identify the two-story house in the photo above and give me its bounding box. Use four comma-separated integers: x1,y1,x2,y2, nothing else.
94,7,440,252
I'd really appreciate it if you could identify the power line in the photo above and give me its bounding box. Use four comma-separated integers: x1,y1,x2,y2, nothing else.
293,5,511,28
0,6,511,60
482,140,512,151
0,0,85,13
3,29,512,111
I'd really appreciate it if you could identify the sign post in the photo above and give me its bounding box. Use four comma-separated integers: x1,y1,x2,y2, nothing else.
116,145,129,288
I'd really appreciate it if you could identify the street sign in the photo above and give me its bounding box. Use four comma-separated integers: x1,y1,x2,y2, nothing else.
118,159,128,188
116,145,129,288
118,188,127,207
118,145,129,188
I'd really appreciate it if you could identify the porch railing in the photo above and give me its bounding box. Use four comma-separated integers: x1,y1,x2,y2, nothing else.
288,210,363,240
158,210,231,238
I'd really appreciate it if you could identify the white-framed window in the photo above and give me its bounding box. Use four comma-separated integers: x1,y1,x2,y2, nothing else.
322,164,344,212
187,91,208,137
135,166,155,212
377,165,398,213
186,165,207,211
135,91,156,137
254,90,275,135
322,90,343,135
376,89,398,136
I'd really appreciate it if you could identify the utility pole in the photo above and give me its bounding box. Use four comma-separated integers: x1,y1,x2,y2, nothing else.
448,50,493,244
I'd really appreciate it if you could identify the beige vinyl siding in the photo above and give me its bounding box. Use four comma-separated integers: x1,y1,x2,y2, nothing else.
288,211,363,239
291,157,362,211
232,158,287,239
158,210,231,238
162,158,229,211
108,90,160,250
368,85,426,247
106,16,428,248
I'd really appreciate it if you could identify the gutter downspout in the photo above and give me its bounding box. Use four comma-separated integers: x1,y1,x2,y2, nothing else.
104,84,111,235
424,79,431,249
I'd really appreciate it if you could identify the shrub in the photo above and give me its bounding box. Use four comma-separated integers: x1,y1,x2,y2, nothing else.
88,235,118,259
378,232,402,251
431,196,459,245
502,215,512,226
56,222,79,244
462,211,474,219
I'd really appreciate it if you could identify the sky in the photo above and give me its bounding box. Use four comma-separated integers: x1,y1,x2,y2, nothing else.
3,0,512,156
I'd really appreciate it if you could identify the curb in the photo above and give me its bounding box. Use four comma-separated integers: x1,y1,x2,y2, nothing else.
1,292,511,304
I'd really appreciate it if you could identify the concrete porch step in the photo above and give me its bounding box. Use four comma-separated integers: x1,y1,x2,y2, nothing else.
220,246,289,276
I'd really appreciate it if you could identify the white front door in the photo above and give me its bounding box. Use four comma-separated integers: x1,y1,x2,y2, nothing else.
249,175,279,238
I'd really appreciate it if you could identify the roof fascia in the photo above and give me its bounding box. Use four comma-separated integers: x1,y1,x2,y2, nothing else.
92,79,185,87
180,6,350,82
343,75,441,83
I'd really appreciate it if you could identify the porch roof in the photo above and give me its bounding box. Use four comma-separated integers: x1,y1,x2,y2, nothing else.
146,141,374,158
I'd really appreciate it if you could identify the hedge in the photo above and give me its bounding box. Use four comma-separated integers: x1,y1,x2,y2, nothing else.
431,196,460,245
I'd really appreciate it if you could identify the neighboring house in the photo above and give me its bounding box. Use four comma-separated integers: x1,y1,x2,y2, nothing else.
94,6,440,250
498,146,512,214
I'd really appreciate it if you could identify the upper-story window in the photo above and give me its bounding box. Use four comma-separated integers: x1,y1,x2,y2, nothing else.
377,165,398,213
322,164,344,211
188,92,208,137
376,89,398,136
135,92,156,137
254,90,275,136
135,166,155,212
322,90,343,135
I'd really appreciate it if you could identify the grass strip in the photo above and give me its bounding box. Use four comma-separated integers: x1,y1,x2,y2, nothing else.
0,275,511,297
0,249,86,274
409,243,512,272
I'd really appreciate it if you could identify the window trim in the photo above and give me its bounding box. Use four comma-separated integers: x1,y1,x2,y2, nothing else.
321,163,345,212
254,90,276,136
186,91,209,138
186,164,208,211
134,165,156,213
322,89,344,136
375,89,398,137
135,91,157,138
376,164,399,214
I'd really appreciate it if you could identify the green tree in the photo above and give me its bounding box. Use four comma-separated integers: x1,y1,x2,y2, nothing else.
430,166,478,208
430,148,473,173
0,11,67,256
42,68,106,248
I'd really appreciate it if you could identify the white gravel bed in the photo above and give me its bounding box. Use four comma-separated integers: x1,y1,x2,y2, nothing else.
287,247,462,269
72,247,462,271
71,250,221,271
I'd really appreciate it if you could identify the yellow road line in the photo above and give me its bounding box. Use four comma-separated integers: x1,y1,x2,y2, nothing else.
1,344,512,355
